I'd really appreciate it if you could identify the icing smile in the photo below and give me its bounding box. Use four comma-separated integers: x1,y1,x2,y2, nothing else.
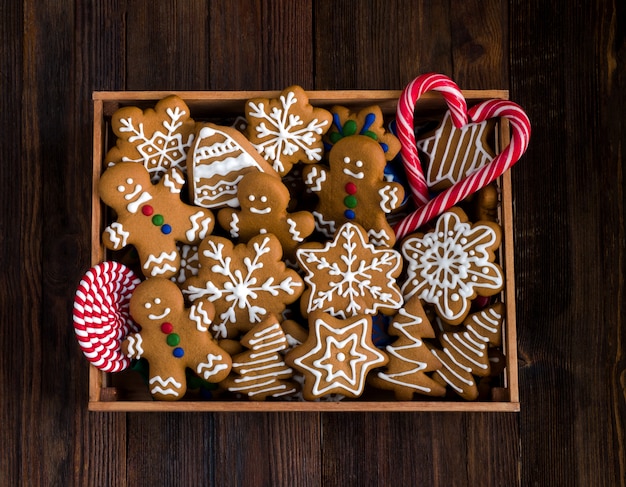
148,308,171,320
250,207,271,214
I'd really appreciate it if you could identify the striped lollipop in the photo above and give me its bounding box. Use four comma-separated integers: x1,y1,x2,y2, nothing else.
395,73,468,207
394,99,531,239
73,261,142,372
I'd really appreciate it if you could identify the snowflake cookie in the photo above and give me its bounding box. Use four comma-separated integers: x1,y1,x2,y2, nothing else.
285,311,388,400
245,85,333,176
181,233,304,339
296,221,403,319
105,95,196,182
400,207,504,325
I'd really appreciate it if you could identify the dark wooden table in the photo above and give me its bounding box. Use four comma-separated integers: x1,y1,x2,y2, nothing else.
2,1,624,485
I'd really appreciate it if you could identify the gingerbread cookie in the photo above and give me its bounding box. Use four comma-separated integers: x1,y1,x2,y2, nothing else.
121,278,232,401
400,207,504,325
416,109,497,192
217,171,315,262
325,104,401,161
188,123,279,209
245,85,333,176
285,311,388,400
221,314,299,400
105,95,196,182
181,232,304,339
368,295,446,400
430,302,504,400
302,135,405,246
99,162,214,279
296,222,403,319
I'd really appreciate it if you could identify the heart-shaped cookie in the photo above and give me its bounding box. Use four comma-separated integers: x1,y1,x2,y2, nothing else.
394,81,531,239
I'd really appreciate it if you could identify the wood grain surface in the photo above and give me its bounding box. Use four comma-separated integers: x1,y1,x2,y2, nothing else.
1,1,624,486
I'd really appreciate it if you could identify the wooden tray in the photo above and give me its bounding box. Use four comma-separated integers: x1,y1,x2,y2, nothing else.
89,90,519,412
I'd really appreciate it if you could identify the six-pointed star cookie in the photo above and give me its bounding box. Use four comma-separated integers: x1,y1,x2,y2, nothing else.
296,222,403,319
286,311,388,400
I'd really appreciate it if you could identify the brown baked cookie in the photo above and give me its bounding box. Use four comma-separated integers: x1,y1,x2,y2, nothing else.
217,171,315,263
400,207,504,325
302,135,405,246
416,109,497,192
325,104,401,161
368,295,446,400
181,233,304,339
221,314,299,400
121,278,232,401
296,221,403,319
105,95,196,182
99,162,214,279
430,302,505,400
245,85,333,176
285,310,388,400
187,123,279,209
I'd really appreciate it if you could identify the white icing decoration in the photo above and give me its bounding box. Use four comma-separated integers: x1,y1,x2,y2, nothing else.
182,237,302,338
149,376,182,397
287,218,303,242
147,307,170,320
304,166,327,192
185,211,212,242
125,334,143,359
293,316,386,397
118,105,193,182
143,251,178,276
104,222,129,248
189,301,212,332
416,111,494,189
247,91,328,173
296,222,402,319
401,210,503,323
126,189,152,214
378,185,400,213
196,354,229,380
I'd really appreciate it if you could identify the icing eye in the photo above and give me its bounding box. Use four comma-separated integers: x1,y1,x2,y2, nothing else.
126,178,133,184
343,157,351,164
145,302,152,309
155,298,161,304
356,160,364,168
117,185,125,192
260,196,268,203
249,195,255,202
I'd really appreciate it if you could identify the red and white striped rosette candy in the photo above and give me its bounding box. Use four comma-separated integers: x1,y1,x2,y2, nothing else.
395,73,468,207
394,99,531,239
73,261,142,372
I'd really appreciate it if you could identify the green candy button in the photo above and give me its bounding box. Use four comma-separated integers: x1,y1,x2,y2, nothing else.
344,195,357,208
166,333,180,347
152,214,164,226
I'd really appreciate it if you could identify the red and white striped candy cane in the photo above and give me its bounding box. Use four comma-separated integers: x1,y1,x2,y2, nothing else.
394,99,531,239
396,73,468,207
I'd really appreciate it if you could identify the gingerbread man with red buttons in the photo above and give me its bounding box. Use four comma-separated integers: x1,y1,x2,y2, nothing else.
99,162,215,279
302,135,405,247
122,278,232,401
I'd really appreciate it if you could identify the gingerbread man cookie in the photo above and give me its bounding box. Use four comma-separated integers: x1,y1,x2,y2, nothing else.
99,162,214,279
181,233,304,339
217,171,315,262
245,85,333,176
302,135,405,247
325,104,401,161
105,95,197,182
122,278,232,401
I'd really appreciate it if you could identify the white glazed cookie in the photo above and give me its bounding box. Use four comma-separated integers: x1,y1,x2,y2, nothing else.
400,207,503,325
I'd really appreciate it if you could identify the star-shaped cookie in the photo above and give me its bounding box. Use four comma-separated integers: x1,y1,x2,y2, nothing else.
285,311,388,400
296,222,403,319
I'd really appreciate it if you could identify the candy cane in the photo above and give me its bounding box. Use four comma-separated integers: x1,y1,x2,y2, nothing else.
394,99,531,239
396,73,468,207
